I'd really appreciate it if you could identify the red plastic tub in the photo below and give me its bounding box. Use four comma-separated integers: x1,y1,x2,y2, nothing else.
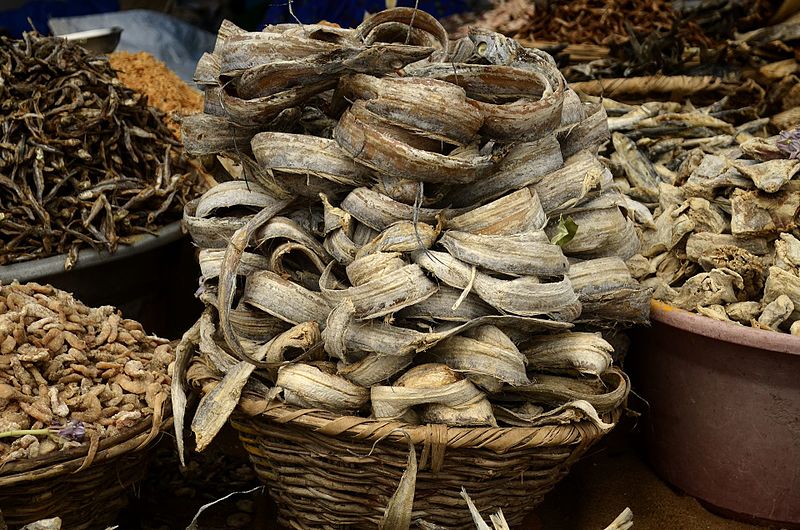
629,301,800,528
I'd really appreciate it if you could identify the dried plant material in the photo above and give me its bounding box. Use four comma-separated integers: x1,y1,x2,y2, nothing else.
775,233,800,272
730,187,800,237
341,187,443,231
675,198,728,234
763,266,800,319
604,508,634,530
686,233,770,262
0,282,171,464
696,305,731,321
626,254,651,279
320,262,438,319
791,321,800,335
733,159,800,193
726,301,763,323
757,295,795,330
568,258,651,323
611,133,660,201
0,33,206,268
176,10,636,447
379,441,417,530
397,286,494,322
356,222,438,259
697,246,765,299
372,365,496,426
672,268,744,310
243,270,331,325
510,369,628,415
251,132,372,187
274,363,368,413
445,136,564,207
522,332,613,377
335,101,493,185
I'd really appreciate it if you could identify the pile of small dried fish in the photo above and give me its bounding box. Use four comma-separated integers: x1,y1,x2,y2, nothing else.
0,32,208,269
0,281,172,464
174,8,645,457
603,97,800,334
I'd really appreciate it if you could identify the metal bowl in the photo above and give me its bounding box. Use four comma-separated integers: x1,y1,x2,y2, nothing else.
58,26,123,53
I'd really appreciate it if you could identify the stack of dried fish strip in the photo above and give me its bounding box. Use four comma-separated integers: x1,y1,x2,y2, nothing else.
604,94,800,334
175,8,644,458
0,32,208,269
0,281,172,464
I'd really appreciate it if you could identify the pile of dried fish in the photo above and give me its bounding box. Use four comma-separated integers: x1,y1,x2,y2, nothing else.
604,96,800,334
0,281,172,463
450,0,798,96
175,8,644,456
0,32,208,269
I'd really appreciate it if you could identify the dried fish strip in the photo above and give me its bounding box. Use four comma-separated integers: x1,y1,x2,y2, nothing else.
413,250,581,321
522,332,613,377
334,101,494,184
251,133,372,187
274,363,369,413
444,136,564,207
446,188,546,235
439,230,569,277
319,262,437,319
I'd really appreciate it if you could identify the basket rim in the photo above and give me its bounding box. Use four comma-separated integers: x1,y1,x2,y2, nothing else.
0,401,172,485
233,367,629,454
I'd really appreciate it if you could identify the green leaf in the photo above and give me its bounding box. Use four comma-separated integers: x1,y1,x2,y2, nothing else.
550,215,578,247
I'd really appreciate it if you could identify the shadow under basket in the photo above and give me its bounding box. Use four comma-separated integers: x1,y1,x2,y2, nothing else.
0,414,171,530
230,368,629,530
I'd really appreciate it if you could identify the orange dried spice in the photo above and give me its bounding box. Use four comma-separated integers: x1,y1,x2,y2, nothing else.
109,51,203,137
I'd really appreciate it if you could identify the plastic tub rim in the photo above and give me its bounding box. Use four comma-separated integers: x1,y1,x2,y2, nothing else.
649,299,800,356
0,221,184,284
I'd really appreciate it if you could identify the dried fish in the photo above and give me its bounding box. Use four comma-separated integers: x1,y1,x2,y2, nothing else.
0,32,205,267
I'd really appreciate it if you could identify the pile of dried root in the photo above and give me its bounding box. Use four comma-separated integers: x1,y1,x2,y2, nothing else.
174,8,647,455
0,32,208,269
601,96,800,334
0,282,173,464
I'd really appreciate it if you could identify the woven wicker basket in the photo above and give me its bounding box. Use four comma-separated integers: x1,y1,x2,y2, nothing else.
225,368,628,529
0,408,170,530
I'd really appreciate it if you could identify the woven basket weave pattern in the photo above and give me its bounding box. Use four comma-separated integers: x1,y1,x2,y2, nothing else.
231,397,623,529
